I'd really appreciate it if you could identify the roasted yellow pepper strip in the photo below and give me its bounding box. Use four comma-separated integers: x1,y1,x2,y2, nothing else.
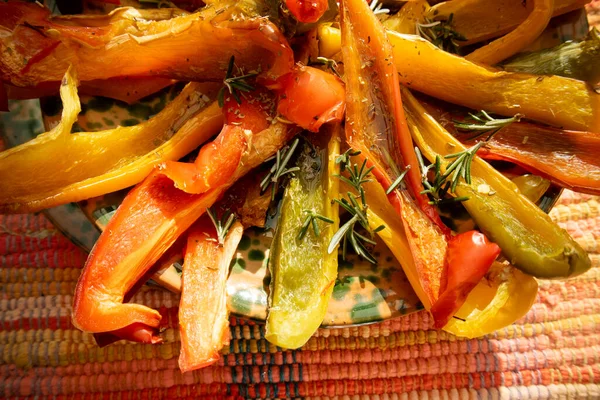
465,0,554,65
444,263,538,338
266,126,341,349
428,0,589,46
402,88,591,279
388,32,600,132
314,26,599,131
0,71,223,214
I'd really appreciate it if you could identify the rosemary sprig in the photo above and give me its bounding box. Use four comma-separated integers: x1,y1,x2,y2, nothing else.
260,138,301,201
416,14,466,54
369,0,390,15
386,166,410,195
308,56,341,78
328,149,385,264
453,111,523,141
206,207,236,246
217,56,258,108
297,209,334,241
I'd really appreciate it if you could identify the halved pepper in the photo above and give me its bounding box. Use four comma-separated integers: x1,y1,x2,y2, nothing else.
0,2,294,91
179,217,243,372
0,68,223,213
422,101,600,196
427,0,590,47
402,88,591,278
265,125,340,349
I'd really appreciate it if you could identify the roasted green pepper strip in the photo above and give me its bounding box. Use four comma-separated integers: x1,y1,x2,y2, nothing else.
265,125,340,349
403,88,591,278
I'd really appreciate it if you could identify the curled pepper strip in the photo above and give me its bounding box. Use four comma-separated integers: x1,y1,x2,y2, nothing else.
465,0,554,65
72,91,297,338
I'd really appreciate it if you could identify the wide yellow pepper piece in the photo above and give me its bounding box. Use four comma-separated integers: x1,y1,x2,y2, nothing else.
317,26,599,131
465,0,554,65
428,0,590,46
0,69,223,213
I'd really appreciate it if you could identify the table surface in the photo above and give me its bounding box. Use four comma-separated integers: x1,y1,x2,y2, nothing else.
1,4,600,399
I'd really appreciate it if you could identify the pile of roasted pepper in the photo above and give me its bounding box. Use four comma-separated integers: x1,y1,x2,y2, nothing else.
0,0,598,372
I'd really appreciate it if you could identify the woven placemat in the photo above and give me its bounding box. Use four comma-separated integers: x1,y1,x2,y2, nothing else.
1,192,599,399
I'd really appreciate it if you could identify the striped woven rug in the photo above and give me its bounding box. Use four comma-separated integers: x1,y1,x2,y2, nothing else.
1,191,599,399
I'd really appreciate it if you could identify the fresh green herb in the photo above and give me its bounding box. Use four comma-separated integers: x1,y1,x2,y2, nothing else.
416,14,466,54
297,209,334,241
260,138,301,201
217,56,258,108
385,166,410,195
206,207,236,246
328,149,385,264
308,56,341,78
369,0,390,15
454,111,523,140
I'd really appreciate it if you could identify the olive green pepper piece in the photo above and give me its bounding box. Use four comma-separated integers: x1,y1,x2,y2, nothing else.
403,88,590,279
511,174,551,204
265,127,340,349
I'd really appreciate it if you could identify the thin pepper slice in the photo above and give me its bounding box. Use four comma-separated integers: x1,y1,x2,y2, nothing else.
427,0,589,47
465,0,554,65
0,2,294,90
403,88,591,278
422,102,600,196
340,0,449,306
265,125,340,349
179,217,243,372
72,92,297,337
0,69,223,213
382,0,430,34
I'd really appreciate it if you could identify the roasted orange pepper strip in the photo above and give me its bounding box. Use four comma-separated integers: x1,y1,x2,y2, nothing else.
0,2,294,90
465,0,554,65
423,101,600,196
340,0,449,305
179,217,243,372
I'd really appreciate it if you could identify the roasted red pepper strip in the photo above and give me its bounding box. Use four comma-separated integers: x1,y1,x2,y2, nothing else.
72,92,298,337
340,0,449,305
0,2,294,90
285,0,329,23
274,65,345,132
179,217,243,372
430,231,501,329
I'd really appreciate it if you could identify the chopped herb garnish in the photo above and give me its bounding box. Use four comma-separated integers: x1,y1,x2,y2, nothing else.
416,14,466,54
217,55,258,108
453,111,523,141
328,149,385,264
260,138,301,201
308,56,341,78
297,209,334,241
206,207,236,246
